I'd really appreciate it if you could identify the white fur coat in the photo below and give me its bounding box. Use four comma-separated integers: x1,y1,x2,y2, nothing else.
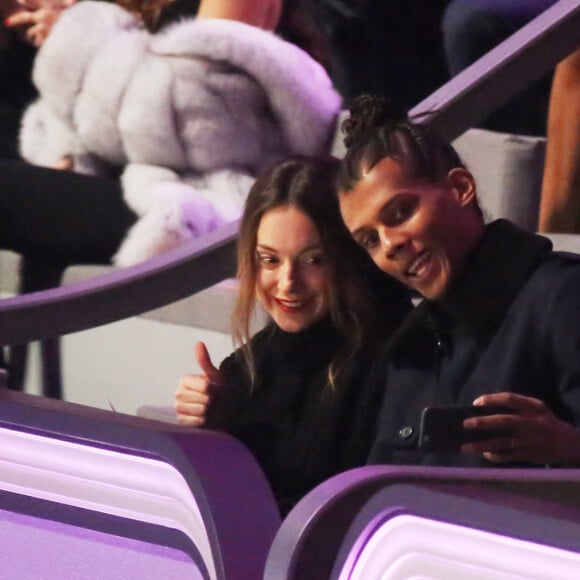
20,2,341,265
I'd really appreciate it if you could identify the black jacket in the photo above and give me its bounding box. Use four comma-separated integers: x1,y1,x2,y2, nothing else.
206,318,387,515
369,220,580,465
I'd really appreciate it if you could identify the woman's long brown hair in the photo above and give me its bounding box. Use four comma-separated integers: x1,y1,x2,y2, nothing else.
233,155,394,387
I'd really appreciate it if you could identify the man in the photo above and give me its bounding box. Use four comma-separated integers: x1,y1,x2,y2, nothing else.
337,94,580,467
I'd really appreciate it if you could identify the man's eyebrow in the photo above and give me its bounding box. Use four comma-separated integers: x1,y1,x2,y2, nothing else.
350,198,394,236
351,225,368,239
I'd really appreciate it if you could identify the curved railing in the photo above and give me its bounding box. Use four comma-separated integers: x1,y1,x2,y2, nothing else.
412,0,580,138
0,220,238,345
0,0,579,346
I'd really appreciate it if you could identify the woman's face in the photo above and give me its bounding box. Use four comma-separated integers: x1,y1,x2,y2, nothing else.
339,157,481,301
255,205,329,332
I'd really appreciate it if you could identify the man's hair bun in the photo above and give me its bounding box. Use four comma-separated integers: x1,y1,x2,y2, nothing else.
341,94,408,149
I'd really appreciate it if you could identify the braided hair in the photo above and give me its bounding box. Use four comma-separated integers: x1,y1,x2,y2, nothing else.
338,95,472,202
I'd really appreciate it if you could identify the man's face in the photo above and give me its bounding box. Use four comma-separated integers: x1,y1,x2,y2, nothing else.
339,157,480,301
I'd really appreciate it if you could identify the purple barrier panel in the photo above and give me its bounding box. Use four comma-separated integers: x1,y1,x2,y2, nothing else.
0,499,204,579
264,465,580,580
332,483,580,579
0,390,281,580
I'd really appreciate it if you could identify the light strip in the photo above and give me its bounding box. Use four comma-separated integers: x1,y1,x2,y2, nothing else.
342,514,580,579
0,426,216,579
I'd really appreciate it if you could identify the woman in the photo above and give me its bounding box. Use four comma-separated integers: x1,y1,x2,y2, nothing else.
336,94,580,467
175,155,411,514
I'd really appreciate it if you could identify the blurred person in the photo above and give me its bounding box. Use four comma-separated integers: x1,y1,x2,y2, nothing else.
0,0,339,276
0,0,339,390
5,0,75,47
0,0,44,158
338,94,580,467
14,0,340,266
538,48,580,233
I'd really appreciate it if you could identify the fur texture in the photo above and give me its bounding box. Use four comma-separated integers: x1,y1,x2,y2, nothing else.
20,2,341,265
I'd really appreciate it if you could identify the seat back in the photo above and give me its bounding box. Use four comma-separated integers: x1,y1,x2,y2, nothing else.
453,129,546,230
264,465,580,579
332,478,580,579
0,389,280,580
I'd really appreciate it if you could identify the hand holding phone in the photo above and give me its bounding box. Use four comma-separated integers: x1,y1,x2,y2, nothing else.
418,405,513,452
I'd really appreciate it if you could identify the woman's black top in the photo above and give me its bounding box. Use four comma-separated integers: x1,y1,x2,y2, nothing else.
206,317,385,515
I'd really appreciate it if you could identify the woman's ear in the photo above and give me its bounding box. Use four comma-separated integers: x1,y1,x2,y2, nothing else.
447,167,477,208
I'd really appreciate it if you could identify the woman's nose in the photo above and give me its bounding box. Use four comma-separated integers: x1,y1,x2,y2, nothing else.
279,260,299,291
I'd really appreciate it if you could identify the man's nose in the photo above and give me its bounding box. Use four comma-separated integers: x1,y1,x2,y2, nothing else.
380,227,407,259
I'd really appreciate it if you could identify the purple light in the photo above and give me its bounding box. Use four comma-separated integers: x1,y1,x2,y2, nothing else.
339,514,580,579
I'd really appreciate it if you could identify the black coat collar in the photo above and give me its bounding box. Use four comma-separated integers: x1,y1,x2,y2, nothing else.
434,219,552,333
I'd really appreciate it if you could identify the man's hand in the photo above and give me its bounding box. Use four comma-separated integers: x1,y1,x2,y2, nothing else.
461,392,580,466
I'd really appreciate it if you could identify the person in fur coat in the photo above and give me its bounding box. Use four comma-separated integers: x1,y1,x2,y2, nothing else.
17,0,341,265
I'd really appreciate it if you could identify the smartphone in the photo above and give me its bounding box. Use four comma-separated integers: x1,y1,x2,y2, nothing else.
418,405,513,452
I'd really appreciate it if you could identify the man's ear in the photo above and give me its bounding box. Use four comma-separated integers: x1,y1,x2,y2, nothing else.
447,168,477,207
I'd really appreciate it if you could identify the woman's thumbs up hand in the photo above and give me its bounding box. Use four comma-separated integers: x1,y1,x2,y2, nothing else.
175,341,223,427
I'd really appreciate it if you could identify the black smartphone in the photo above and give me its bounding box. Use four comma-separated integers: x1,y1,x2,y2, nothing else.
418,405,513,452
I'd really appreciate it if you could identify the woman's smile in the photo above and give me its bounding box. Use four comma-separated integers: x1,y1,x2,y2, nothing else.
274,297,312,311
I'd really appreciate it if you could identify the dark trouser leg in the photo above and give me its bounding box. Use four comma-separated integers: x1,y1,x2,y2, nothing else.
0,159,136,396
0,103,24,160
0,159,136,263
7,257,66,396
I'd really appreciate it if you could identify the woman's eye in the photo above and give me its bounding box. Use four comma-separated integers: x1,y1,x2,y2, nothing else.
358,231,379,250
257,254,278,267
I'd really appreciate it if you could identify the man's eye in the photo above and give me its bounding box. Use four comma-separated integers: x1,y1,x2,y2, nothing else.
385,197,417,226
394,206,412,221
